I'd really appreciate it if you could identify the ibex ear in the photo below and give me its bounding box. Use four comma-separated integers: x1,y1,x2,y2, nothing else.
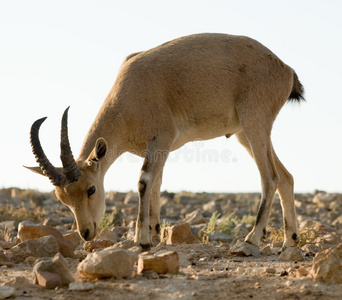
24,166,63,176
86,138,108,168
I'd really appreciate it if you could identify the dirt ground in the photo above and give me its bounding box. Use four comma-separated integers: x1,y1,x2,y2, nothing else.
2,247,342,300
1,189,342,299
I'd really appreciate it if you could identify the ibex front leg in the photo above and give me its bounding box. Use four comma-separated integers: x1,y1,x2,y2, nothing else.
134,137,170,250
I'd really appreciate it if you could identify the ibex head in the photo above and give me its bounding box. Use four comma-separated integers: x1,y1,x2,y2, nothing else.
25,107,108,241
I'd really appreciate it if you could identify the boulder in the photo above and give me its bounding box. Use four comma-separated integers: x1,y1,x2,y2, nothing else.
11,235,59,263
161,223,200,245
310,243,342,284
78,247,137,279
18,224,75,257
137,251,179,274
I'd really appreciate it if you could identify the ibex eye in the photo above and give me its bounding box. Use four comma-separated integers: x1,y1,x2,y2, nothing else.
87,186,96,197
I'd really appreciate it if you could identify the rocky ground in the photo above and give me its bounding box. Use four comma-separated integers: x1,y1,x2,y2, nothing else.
1,188,342,300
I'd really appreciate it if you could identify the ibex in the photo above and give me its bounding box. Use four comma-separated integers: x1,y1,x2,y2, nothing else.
26,33,304,251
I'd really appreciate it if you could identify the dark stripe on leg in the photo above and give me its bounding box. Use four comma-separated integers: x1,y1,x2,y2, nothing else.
255,199,266,225
138,180,147,198
155,223,160,234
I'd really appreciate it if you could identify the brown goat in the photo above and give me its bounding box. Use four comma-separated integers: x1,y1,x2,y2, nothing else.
26,33,304,251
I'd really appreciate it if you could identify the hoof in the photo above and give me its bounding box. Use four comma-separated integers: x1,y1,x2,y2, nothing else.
140,243,152,251
229,241,260,258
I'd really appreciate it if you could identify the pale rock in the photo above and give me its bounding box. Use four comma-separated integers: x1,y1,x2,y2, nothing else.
113,239,136,249
84,240,115,252
78,247,136,279
63,231,82,247
43,217,63,227
18,224,75,257
0,286,15,299
69,282,95,291
137,250,179,274
33,253,74,288
265,267,276,274
296,267,309,277
310,243,342,284
332,215,342,229
4,276,31,288
279,246,304,262
11,235,60,263
160,223,200,245
128,246,142,255
229,242,260,257
96,229,119,243
312,193,334,207
185,209,205,225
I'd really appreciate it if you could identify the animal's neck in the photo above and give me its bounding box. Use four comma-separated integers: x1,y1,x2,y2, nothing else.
77,102,125,174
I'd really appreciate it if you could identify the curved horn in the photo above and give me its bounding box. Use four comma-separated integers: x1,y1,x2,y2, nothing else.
60,107,81,183
30,117,65,186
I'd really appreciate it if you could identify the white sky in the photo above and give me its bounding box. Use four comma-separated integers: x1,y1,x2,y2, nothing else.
0,0,341,193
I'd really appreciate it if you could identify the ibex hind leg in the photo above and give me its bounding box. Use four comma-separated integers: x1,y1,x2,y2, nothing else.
235,130,279,246
135,137,171,250
273,150,299,250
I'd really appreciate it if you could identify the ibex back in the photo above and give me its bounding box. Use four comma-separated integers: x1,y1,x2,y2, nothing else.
26,33,304,251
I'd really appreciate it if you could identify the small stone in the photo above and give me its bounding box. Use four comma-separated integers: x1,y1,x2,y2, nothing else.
78,247,137,279
160,223,200,245
35,270,62,289
265,267,276,274
0,286,15,299
143,270,159,279
5,276,31,288
84,240,115,252
185,209,206,225
0,252,8,262
279,247,304,262
63,232,82,247
43,217,63,227
96,229,119,243
69,282,95,291
33,253,74,287
296,267,309,277
301,244,320,256
229,242,260,257
203,231,234,244
260,245,273,256
137,251,179,274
